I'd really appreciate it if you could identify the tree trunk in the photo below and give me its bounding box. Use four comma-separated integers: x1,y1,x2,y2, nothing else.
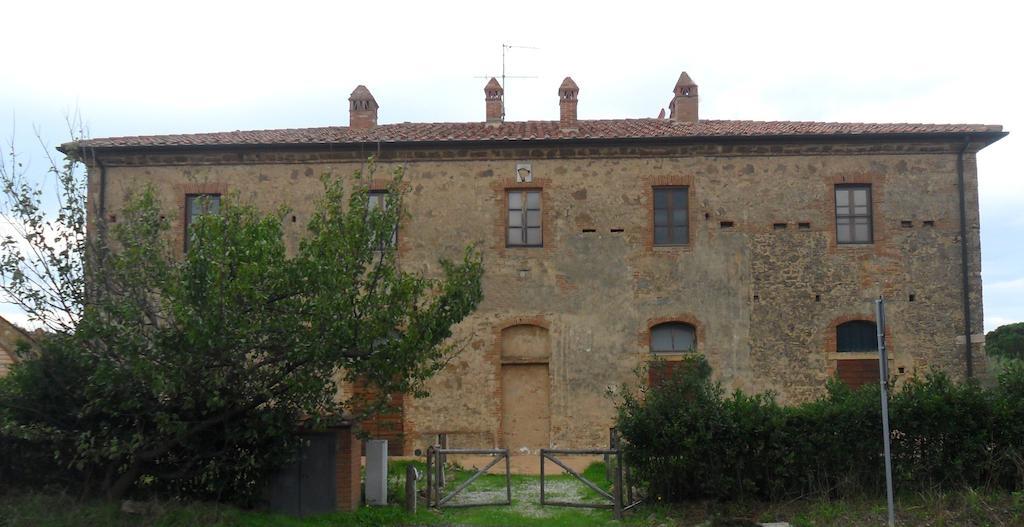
106,462,142,501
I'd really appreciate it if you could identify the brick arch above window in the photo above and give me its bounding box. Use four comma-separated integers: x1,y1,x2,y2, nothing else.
824,314,894,389
639,315,704,354
491,316,552,364
495,316,551,333
641,315,704,387
824,314,892,355
836,320,878,353
650,322,696,354
498,324,550,363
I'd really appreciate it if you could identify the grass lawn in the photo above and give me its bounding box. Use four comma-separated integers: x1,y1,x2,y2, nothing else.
2,462,1023,526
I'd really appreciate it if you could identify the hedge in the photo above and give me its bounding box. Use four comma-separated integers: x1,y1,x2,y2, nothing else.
615,357,1024,501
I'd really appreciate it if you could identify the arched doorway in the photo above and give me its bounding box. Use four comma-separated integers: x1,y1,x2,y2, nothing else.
499,324,551,453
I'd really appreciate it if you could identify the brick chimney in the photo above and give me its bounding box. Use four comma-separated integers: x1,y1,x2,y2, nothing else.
484,77,504,124
348,85,378,129
669,72,698,122
558,77,579,128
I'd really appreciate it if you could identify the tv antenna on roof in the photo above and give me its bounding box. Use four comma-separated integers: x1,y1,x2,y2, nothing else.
474,43,539,118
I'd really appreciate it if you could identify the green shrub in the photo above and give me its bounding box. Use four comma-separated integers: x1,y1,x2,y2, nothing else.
0,335,301,503
0,336,94,493
616,356,1024,502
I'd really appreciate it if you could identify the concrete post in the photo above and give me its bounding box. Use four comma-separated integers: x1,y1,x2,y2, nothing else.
365,439,388,505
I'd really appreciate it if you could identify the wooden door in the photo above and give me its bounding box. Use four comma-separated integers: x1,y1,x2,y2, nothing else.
837,359,880,390
501,364,550,454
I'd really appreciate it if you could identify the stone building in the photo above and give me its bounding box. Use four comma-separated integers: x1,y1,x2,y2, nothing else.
64,72,1005,455
0,315,33,376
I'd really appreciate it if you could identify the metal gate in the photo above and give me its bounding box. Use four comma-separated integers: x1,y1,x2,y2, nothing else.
539,448,623,519
426,446,511,508
539,443,641,520
422,440,640,518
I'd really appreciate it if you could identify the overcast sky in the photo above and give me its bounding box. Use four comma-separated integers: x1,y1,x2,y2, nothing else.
1,0,1020,332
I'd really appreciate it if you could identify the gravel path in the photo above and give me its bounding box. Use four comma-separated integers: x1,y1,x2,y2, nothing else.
438,472,609,518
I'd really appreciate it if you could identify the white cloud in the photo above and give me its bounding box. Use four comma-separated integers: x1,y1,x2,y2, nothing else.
986,315,1022,333
988,278,1024,292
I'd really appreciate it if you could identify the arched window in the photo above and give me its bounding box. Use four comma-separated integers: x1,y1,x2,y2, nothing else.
650,322,696,354
836,320,878,352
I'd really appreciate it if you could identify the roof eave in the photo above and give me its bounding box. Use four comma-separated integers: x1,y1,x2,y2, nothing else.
61,130,1009,159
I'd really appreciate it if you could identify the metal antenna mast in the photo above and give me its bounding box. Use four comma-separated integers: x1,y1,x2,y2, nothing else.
475,43,538,119
500,43,538,87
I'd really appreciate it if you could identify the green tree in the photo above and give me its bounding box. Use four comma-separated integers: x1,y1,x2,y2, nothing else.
986,322,1024,360
0,131,483,502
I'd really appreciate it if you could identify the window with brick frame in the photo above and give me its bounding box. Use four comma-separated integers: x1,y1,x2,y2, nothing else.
653,187,689,246
835,185,873,244
836,320,878,352
507,189,542,247
647,321,696,386
650,322,696,354
367,190,397,249
184,193,221,251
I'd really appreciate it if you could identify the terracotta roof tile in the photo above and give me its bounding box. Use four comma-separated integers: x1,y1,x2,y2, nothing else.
68,119,1004,150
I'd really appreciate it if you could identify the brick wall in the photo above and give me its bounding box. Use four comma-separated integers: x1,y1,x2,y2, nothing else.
0,317,33,377
0,347,13,376
91,139,987,451
351,379,405,456
335,425,361,512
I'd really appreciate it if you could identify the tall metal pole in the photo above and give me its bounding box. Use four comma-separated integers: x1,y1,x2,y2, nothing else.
875,298,896,527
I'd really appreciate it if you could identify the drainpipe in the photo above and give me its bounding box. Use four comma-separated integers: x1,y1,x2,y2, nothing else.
83,149,107,303
956,136,973,378
94,151,107,218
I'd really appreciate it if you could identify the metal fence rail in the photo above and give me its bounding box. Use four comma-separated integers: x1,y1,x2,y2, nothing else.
426,446,511,509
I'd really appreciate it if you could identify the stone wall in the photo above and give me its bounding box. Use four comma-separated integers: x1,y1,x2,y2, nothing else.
87,139,986,453
0,317,32,376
